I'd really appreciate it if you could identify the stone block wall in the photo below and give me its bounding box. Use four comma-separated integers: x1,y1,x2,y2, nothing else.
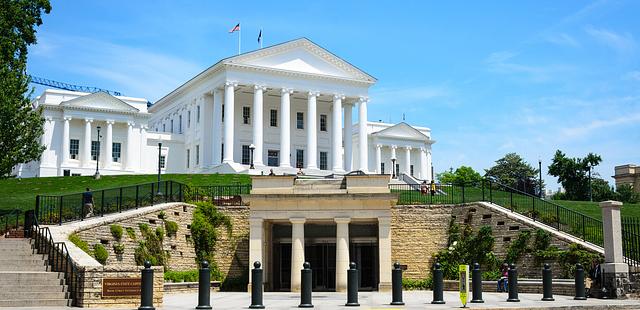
77,265,163,308
213,206,250,279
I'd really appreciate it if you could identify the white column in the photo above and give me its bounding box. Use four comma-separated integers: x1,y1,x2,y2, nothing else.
390,145,397,177
378,217,392,292
335,217,350,292
61,117,71,166
357,98,368,172
306,92,318,169
290,217,305,292
223,82,236,164
344,104,353,171
253,85,265,166
82,118,93,167
248,217,264,290
125,122,134,170
419,147,427,180
40,117,54,166
202,95,214,168
104,120,114,169
375,144,382,174
279,88,292,168
139,125,147,172
332,95,344,172
426,149,433,181
404,146,412,175
212,89,223,165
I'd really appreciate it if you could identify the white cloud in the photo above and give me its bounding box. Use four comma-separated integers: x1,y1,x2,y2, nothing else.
545,33,580,47
560,113,640,138
484,50,573,82
623,71,640,81
585,26,636,53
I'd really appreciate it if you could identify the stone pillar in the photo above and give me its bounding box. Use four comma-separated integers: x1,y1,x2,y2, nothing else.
426,149,433,181
201,94,214,168
375,144,382,174
600,200,630,298
104,120,113,169
139,125,147,172
248,217,264,291
335,217,350,292
403,146,411,176
331,95,344,172
344,104,353,171
419,147,427,180
290,217,306,292
61,117,71,166
212,88,223,165
390,145,397,176
125,122,134,170
378,216,392,292
357,98,368,172
279,89,293,168
223,82,236,164
306,92,318,170
253,86,265,166
82,118,93,167
41,117,54,166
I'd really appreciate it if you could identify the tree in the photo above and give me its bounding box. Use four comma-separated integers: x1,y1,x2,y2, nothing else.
484,153,543,195
437,166,483,185
547,150,602,201
591,177,615,202
616,184,640,204
0,0,51,178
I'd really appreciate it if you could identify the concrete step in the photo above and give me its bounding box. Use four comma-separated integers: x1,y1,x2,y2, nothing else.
0,248,36,255
0,271,64,284
0,284,67,293
0,254,48,261
0,291,68,300
0,264,48,272
0,299,70,307
0,259,47,265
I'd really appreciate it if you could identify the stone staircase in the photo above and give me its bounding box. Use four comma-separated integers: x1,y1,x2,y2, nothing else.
0,238,70,307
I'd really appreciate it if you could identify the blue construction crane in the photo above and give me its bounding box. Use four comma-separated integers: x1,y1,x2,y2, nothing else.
29,75,123,96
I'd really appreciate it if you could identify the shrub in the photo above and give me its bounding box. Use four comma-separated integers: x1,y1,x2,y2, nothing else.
156,227,165,242
158,211,166,220
220,273,248,291
505,230,531,264
139,223,151,235
126,227,136,240
164,269,199,282
93,244,109,264
110,224,123,241
533,229,551,250
69,233,91,255
165,220,178,237
134,223,168,267
113,243,125,255
558,243,603,278
402,277,432,290
190,201,232,264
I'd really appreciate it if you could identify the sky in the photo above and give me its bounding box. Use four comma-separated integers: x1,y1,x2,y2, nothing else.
27,1,640,190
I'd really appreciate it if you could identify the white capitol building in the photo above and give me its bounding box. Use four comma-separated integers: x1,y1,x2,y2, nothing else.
15,38,435,180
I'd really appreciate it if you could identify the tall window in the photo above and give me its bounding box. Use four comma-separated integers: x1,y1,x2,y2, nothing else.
186,149,190,168
159,155,166,169
91,141,100,161
410,165,414,176
197,105,201,123
69,139,79,159
221,144,224,161
267,150,279,167
320,114,327,132
381,163,385,174
241,145,251,165
112,142,121,162
296,149,304,168
196,145,200,165
320,151,328,170
270,109,278,127
395,164,400,176
179,115,183,133
296,112,304,129
162,124,166,132
222,104,225,122
243,106,251,125
187,110,191,128
170,119,174,133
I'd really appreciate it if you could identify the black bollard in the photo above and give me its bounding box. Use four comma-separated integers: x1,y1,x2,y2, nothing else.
391,262,404,305
196,261,212,310
470,263,484,303
507,264,520,302
249,261,265,309
431,262,445,304
138,261,155,310
541,264,554,301
299,262,313,308
574,263,587,300
346,262,360,306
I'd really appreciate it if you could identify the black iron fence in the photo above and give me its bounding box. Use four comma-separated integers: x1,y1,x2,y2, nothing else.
622,217,640,267
184,184,251,206
0,209,21,236
35,181,184,225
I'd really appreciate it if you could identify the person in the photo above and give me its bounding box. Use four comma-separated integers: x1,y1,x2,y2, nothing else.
497,263,509,292
82,187,94,218
420,181,428,195
297,168,304,176
269,169,275,176
430,180,437,196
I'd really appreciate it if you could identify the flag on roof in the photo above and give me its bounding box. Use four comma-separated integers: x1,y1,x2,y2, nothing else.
257,29,262,43
229,23,240,33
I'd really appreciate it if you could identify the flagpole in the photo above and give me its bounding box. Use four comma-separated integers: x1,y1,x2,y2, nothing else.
238,25,241,55
260,28,263,48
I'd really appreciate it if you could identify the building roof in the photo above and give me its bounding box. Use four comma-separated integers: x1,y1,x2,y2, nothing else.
60,91,140,113
371,122,435,144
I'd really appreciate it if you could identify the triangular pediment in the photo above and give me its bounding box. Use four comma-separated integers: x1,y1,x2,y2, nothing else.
61,92,139,113
372,122,430,141
223,38,376,83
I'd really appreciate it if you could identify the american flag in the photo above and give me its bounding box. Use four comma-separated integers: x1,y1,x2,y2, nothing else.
229,23,240,33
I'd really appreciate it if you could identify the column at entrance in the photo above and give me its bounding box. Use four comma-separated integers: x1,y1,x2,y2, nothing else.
404,146,412,176
280,89,292,168
378,217,392,292
82,118,93,167
252,86,265,166
248,217,264,291
375,144,382,174
222,82,236,164
306,92,318,170
343,104,353,171
335,217,350,292
61,117,71,166
290,217,306,292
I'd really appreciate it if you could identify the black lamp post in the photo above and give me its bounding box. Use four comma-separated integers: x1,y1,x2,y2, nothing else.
588,165,592,202
156,142,163,196
249,144,255,169
94,126,101,180
391,157,396,179
539,159,543,198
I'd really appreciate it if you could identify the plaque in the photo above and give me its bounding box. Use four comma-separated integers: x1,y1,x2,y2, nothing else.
102,278,141,297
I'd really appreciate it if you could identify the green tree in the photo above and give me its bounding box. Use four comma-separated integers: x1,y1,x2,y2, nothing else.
437,166,483,185
547,150,602,201
616,184,640,204
0,0,51,178
591,177,615,202
484,153,543,195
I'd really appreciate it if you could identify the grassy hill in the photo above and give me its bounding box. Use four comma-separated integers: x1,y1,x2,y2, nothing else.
550,199,640,220
1,174,250,212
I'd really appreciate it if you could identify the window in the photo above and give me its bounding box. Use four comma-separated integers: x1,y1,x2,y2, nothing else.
242,145,251,165
410,165,414,176
197,105,201,123
196,145,200,165
396,164,400,176
170,119,174,133
268,150,279,167
381,163,385,174
320,151,328,170
186,149,190,168
91,141,100,161
162,124,166,132
112,142,121,162
159,155,166,169
221,144,224,161
69,139,79,159
320,114,327,132
179,115,183,133
222,104,225,122
296,149,304,168
187,110,191,128
270,109,278,127
296,112,304,129
243,106,251,125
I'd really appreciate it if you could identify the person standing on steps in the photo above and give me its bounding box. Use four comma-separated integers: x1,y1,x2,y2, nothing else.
82,187,94,218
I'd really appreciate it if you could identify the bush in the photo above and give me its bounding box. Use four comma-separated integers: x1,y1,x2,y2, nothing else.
617,184,640,203
113,243,125,255
402,277,432,290
134,223,169,267
190,201,232,264
110,224,123,241
164,267,224,283
126,227,136,240
220,273,248,291
533,229,551,250
165,220,178,237
505,230,531,264
69,233,91,255
158,211,166,220
93,244,109,264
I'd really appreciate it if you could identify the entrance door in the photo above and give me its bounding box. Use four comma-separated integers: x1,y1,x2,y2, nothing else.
272,243,291,291
351,242,378,290
305,243,336,291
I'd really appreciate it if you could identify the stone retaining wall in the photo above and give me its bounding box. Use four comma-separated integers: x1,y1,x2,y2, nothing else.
77,265,163,308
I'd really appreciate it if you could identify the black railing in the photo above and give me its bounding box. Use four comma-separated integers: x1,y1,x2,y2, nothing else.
622,217,640,267
184,184,251,206
0,209,21,236
35,181,184,225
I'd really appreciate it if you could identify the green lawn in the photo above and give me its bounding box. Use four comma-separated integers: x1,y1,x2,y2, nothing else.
549,200,640,220
1,174,250,212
